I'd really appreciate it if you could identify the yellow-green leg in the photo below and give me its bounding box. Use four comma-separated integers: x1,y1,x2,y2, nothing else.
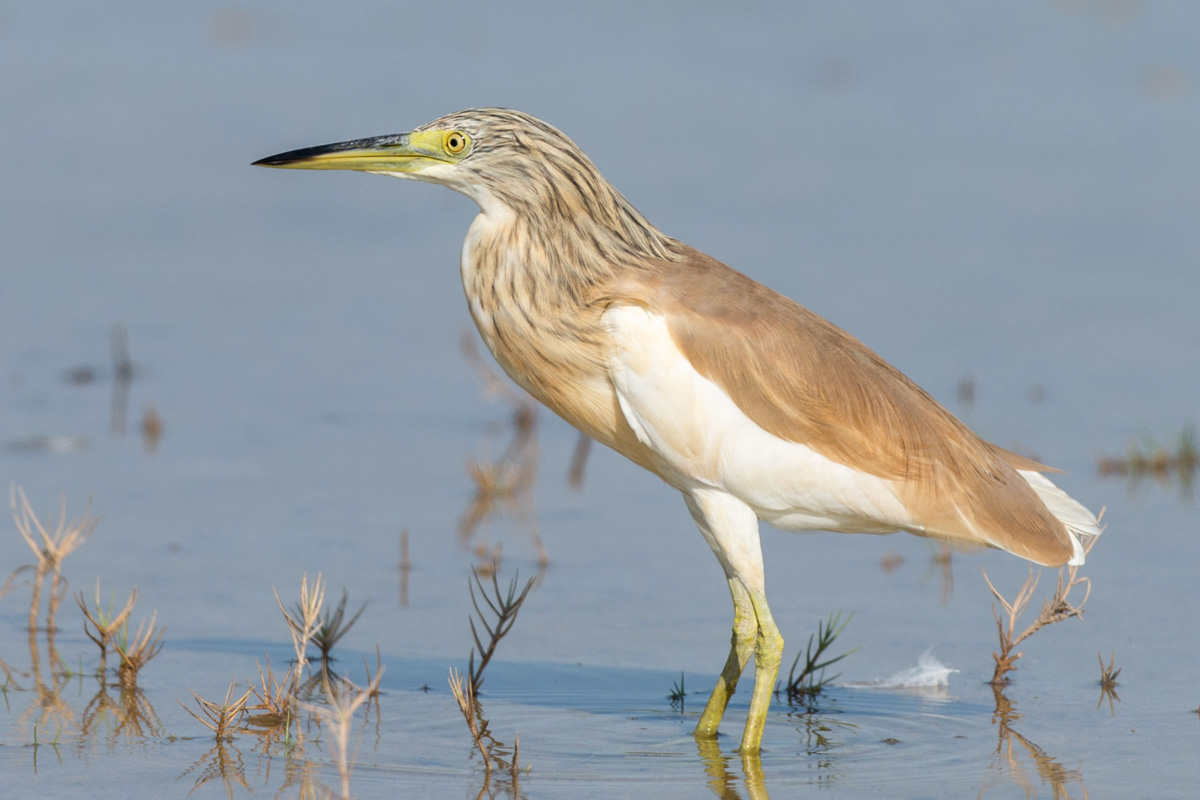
695,577,757,738
683,488,782,751
739,587,784,753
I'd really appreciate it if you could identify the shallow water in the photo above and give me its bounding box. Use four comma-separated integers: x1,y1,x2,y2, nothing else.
2,1,1199,797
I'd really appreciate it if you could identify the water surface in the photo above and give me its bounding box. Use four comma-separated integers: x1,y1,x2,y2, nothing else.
2,2,1198,797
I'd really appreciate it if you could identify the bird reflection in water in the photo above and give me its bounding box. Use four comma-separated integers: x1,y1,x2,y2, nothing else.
459,334,548,581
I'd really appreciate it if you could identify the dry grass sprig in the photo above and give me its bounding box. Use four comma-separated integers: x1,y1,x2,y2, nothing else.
297,667,384,800
246,655,294,729
273,573,326,687
467,568,535,692
981,536,1097,686
180,677,253,740
115,612,165,690
10,485,99,632
311,588,367,663
76,580,137,677
448,666,491,773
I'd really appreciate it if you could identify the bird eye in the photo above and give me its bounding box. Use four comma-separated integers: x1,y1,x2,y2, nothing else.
444,131,468,155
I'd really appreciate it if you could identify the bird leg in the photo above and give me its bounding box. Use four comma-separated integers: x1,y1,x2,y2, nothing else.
684,488,780,750
740,586,784,753
695,577,757,739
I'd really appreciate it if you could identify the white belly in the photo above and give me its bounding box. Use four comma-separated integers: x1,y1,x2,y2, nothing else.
603,304,912,533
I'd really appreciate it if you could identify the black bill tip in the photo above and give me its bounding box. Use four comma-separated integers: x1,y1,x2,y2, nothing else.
253,134,410,167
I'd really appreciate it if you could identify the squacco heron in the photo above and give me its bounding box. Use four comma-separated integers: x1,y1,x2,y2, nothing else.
255,108,1102,752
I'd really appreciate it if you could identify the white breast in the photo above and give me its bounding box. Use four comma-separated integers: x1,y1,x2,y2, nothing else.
603,304,913,533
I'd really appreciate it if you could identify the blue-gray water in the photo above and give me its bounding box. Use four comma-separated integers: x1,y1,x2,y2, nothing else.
2,2,1198,797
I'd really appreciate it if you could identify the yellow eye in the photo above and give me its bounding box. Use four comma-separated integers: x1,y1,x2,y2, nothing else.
444,131,468,155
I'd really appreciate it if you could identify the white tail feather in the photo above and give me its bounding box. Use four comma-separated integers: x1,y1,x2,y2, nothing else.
1019,470,1103,565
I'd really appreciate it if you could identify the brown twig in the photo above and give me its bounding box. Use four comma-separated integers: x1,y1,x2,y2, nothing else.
981,537,1097,686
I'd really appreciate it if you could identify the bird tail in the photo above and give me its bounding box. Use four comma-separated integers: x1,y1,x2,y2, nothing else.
1018,470,1103,565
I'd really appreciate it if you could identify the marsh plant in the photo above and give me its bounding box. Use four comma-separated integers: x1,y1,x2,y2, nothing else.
180,677,253,741
246,654,293,729
272,576,371,707
76,580,137,677
449,666,493,772
311,588,368,663
273,572,326,686
1097,650,1121,691
446,566,536,784
449,666,525,787
668,672,687,709
172,576,386,797
115,612,165,690
8,485,99,632
466,568,535,693
784,610,856,706
177,690,259,800
981,535,1097,686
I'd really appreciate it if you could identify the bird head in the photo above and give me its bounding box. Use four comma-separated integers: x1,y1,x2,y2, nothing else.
256,108,573,215
255,108,678,259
